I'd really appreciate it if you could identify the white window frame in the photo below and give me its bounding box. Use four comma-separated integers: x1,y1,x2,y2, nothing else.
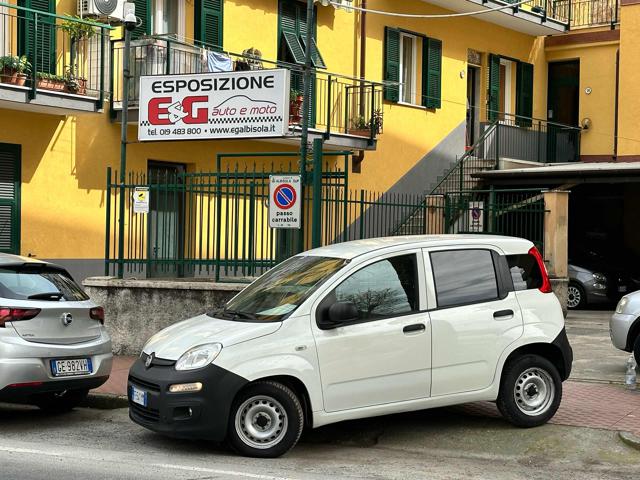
399,32,418,106
500,58,514,121
0,5,8,57
151,0,186,39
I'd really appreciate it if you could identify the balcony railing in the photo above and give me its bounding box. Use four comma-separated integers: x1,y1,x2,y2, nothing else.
110,36,384,142
0,2,111,104
553,0,620,29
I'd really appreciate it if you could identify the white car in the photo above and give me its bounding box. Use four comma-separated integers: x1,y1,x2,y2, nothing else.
0,255,112,411
611,292,640,363
129,235,572,457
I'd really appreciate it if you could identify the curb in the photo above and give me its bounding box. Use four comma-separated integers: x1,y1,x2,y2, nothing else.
618,431,640,451
82,392,129,410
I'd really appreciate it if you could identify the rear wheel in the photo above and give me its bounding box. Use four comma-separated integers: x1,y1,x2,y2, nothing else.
567,282,586,310
34,389,88,413
227,381,304,458
497,354,562,428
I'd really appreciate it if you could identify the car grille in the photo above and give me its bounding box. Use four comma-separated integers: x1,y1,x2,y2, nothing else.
128,375,161,392
130,402,160,423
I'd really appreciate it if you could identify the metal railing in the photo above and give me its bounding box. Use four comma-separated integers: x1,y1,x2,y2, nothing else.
0,2,111,103
110,36,384,141
553,0,620,28
499,1,569,24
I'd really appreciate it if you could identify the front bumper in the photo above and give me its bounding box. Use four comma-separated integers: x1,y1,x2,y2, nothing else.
0,330,112,400
610,312,635,352
127,356,248,442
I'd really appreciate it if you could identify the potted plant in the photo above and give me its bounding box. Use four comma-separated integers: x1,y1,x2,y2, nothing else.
36,72,66,92
60,16,97,95
64,67,87,95
348,115,370,137
368,108,383,135
0,55,31,86
289,89,303,124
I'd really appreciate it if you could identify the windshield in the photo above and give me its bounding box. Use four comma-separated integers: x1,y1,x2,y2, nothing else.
0,266,89,301
210,255,347,322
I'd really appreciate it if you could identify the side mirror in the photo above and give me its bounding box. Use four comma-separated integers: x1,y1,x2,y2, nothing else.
320,301,359,329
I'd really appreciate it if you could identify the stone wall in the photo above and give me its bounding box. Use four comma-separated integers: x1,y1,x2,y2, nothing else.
83,277,245,355
551,277,569,318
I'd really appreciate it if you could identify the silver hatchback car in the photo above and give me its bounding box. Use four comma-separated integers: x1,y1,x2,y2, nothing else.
611,291,640,364
0,254,112,411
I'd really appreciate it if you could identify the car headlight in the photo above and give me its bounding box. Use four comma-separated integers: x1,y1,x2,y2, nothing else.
175,343,222,371
592,273,607,283
616,297,629,314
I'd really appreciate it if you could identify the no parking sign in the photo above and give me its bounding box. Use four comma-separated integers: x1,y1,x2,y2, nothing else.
269,175,301,229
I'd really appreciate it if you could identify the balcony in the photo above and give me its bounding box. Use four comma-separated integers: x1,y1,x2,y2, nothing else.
425,1,569,35
553,0,620,29
0,2,111,114
110,36,384,151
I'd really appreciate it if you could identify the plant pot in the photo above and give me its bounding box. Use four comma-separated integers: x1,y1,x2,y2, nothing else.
289,99,303,125
65,78,87,95
348,128,371,137
0,68,25,86
37,78,66,92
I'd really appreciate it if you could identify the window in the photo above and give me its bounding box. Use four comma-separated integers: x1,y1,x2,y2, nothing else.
431,249,499,308
195,0,223,49
279,0,325,68
488,53,533,125
0,143,20,254
334,254,418,321
384,27,442,108
507,254,543,291
400,33,416,104
132,0,186,40
0,267,89,301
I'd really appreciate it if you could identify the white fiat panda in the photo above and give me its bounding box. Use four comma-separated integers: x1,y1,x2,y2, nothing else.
129,235,572,458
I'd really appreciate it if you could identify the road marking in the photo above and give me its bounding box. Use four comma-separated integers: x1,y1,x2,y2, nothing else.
0,446,63,457
151,463,295,480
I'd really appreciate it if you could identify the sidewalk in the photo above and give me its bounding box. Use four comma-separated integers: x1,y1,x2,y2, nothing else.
93,355,136,397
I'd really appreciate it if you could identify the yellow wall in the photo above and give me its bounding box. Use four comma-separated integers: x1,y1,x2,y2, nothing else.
617,3,640,157
0,0,592,265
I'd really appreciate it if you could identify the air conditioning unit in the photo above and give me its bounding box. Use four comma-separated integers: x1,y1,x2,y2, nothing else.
78,0,126,22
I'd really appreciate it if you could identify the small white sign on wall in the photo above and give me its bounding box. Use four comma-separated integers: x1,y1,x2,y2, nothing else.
133,187,150,214
269,175,301,229
468,201,484,232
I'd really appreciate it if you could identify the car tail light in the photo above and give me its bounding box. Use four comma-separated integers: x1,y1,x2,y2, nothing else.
528,246,552,294
0,307,41,328
90,306,105,325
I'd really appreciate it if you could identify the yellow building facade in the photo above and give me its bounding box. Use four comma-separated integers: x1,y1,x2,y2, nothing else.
0,0,635,280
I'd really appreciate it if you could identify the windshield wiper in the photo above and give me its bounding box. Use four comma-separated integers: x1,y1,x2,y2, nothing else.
27,292,63,301
220,308,257,321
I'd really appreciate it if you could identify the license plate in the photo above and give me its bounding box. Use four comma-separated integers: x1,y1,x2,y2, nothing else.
619,286,628,293
131,386,147,407
51,358,92,377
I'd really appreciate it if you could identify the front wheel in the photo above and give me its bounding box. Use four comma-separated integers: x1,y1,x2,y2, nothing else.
227,381,304,458
567,282,586,310
497,354,562,428
34,389,88,413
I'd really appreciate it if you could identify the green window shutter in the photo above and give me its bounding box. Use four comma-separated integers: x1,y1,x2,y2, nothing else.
283,31,306,64
195,0,224,49
488,53,501,123
301,37,326,69
384,27,400,102
422,37,442,109
280,0,298,35
131,0,150,40
516,61,534,127
18,0,56,74
0,144,21,255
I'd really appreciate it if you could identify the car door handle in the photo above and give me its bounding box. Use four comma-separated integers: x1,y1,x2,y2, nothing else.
493,309,514,319
403,323,426,334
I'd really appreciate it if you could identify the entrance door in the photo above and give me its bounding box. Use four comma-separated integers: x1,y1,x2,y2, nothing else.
548,61,580,162
466,65,480,145
147,162,185,278
0,143,20,254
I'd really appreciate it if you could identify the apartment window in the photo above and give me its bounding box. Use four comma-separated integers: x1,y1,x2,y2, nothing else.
132,0,186,39
400,33,417,104
488,53,533,126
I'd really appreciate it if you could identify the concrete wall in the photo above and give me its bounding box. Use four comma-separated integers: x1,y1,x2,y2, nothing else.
83,277,245,355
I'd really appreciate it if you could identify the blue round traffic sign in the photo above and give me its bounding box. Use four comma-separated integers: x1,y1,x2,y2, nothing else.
273,184,297,210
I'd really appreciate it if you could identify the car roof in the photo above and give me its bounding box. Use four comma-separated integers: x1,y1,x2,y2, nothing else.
301,235,534,260
0,253,61,269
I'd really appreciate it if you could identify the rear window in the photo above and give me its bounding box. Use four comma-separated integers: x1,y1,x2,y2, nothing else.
0,266,89,301
430,249,499,308
507,254,543,291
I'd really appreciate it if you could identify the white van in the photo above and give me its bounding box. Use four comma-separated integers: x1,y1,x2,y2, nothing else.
128,235,572,458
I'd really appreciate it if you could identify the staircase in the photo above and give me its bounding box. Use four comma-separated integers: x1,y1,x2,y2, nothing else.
394,122,500,235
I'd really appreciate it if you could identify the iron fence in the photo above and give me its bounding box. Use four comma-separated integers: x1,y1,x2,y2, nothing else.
0,2,110,102
110,36,383,142
553,0,620,28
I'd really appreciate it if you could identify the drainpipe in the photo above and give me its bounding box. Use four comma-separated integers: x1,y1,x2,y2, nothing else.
614,48,620,160
354,0,367,173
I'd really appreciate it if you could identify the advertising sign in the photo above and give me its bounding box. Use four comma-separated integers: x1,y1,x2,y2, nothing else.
269,175,301,229
138,69,290,142
133,187,150,214
468,201,484,232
